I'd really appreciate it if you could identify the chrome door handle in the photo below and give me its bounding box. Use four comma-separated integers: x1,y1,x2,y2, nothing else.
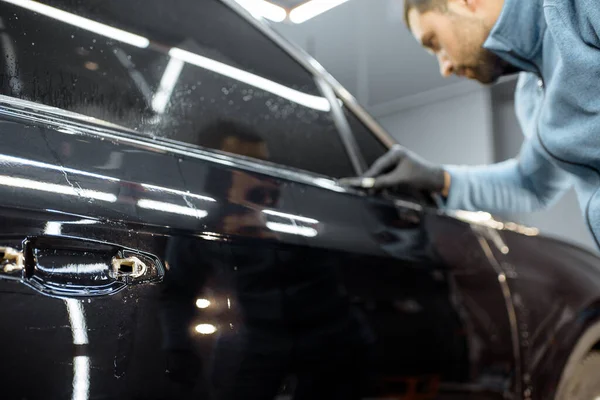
9,235,166,298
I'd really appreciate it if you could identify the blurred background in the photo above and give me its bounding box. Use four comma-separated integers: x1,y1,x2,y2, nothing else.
265,0,595,250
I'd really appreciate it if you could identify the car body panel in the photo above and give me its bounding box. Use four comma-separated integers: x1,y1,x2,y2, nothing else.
0,0,599,399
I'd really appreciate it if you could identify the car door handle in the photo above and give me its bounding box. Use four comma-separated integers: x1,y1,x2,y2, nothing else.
3,235,165,298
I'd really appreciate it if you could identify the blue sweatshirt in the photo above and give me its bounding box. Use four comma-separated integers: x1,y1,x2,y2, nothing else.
445,0,600,247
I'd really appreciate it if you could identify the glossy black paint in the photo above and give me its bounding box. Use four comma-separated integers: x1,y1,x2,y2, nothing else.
0,1,600,400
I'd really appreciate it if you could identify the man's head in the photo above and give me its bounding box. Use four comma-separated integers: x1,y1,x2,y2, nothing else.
404,0,507,84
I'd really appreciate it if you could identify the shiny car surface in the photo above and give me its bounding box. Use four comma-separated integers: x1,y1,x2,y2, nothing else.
1,1,600,399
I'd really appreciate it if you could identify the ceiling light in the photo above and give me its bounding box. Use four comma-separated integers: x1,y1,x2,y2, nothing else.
234,0,287,22
2,0,150,48
290,0,350,24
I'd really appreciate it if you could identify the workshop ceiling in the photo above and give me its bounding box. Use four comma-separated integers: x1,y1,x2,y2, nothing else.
272,0,462,109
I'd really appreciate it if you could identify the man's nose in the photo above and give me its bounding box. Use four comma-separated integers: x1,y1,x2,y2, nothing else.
438,54,453,77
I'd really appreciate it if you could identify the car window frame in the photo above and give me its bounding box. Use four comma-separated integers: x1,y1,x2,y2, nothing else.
0,95,350,189
217,0,396,162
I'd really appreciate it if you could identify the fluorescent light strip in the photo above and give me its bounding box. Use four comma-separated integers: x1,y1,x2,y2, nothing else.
266,222,318,237
141,183,216,202
137,199,208,218
152,57,186,113
169,47,331,112
262,209,318,224
289,0,350,24
3,0,150,48
234,0,287,22
0,175,117,202
0,154,120,182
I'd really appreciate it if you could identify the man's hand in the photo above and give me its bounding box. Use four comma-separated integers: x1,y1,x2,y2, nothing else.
341,145,450,195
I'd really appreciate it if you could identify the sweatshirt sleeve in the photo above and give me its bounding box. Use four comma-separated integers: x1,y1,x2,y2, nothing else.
443,138,572,213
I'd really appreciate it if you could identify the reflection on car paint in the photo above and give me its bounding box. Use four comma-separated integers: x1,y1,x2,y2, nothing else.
0,1,599,400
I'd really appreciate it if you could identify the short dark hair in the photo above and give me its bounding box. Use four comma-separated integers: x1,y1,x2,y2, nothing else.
403,0,448,29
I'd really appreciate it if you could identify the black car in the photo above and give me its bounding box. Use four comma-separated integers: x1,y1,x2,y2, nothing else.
1,0,600,399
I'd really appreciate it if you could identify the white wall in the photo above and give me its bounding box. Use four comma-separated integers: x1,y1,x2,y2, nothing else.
374,86,495,166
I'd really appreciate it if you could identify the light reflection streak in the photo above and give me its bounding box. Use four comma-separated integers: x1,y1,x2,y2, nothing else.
66,299,88,345
266,222,318,237
3,0,150,48
152,57,185,113
72,356,90,400
0,18,22,95
289,0,350,24
65,299,89,400
262,209,318,224
44,220,98,236
141,183,216,202
0,154,120,182
44,221,62,235
234,0,287,22
38,263,107,275
137,199,208,218
0,175,117,202
168,47,331,112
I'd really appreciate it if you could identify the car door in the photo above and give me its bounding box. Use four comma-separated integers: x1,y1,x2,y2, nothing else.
0,0,366,399
281,107,522,399
0,1,520,400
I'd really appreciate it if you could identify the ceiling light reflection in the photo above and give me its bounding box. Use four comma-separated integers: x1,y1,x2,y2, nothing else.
168,47,331,112
3,0,150,48
141,183,216,202
72,356,90,400
262,209,318,224
137,199,207,218
0,154,120,182
289,0,350,24
44,221,62,235
152,57,185,113
266,222,318,237
196,299,211,309
38,263,108,275
65,298,88,345
195,324,217,334
234,0,287,22
0,175,117,202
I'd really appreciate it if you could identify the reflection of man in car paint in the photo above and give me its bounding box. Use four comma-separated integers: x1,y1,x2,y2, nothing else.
159,119,375,399
159,120,274,396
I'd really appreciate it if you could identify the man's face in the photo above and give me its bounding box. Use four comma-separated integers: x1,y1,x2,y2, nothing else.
408,3,507,84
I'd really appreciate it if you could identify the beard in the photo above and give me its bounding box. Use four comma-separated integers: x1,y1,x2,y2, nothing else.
450,14,511,84
464,48,510,84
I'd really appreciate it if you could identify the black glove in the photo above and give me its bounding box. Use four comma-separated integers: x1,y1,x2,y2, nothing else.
342,145,446,192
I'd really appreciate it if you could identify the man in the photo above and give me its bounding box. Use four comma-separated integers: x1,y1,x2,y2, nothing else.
349,0,600,247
